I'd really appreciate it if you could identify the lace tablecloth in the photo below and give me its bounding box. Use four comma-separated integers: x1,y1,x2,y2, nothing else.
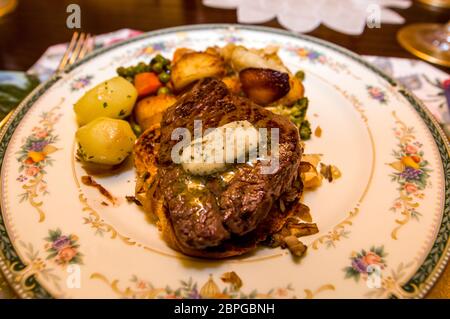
202,0,413,35
0,28,448,299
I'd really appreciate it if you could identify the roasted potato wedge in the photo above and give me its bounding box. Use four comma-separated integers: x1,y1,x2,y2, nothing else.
134,94,177,131
171,52,225,91
219,43,237,63
172,47,194,64
300,161,323,189
274,75,305,106
204,46,222,57
221,75,241,94
230,46,288,73
239,68,290,105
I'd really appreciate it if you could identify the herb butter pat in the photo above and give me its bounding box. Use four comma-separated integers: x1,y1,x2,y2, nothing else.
181,120,259,175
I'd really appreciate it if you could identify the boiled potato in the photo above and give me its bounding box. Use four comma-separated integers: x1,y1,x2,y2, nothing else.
76,117,136,165
74,76,138,126
171,52,225,91
134,94,177,131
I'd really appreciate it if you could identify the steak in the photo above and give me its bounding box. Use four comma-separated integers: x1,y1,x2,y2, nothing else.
149,78,303,250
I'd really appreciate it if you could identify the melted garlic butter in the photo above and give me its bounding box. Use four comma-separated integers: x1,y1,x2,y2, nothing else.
180,120,259,175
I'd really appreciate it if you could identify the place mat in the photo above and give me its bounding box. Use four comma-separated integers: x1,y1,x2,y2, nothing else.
0,28,448,299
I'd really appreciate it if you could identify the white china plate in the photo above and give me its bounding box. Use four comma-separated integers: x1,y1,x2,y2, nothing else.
0,25,448,299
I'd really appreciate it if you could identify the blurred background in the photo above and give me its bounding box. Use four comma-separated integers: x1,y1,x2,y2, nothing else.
0,0,449,71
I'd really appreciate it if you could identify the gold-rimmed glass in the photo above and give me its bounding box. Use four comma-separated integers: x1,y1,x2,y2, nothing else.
397,21,450,67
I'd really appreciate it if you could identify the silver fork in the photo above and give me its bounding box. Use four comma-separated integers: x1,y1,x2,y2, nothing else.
0,32,95,130
57,32,95,72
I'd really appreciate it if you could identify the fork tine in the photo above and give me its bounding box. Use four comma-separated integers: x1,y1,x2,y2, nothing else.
57,32,79,71
68,32,86,65
88,35,95,53
78,34,92,60
2,32,93,131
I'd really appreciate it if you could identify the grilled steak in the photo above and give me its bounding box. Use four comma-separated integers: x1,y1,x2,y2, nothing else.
137,78,303,252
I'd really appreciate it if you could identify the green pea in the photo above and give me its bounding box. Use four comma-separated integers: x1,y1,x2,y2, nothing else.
131,121,142,137
121,67,130,77
152,62,163,73
154,54,165,64
128,66,137,76
157,87,170,95
160,58,169,67
159,72,171,83
135,62,146,73
295,70,305,81
117,66,126,76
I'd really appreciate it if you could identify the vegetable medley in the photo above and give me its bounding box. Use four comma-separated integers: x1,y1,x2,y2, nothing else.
73,44,314,170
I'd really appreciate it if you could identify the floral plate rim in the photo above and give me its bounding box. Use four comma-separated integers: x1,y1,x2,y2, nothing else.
0,24,449,299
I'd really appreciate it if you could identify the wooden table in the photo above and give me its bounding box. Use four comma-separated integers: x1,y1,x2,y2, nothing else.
0,0,449,298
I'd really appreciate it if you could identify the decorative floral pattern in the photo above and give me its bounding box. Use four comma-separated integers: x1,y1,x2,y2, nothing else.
44,229,83,266
344,246,387,282
388,111,431,239
100,39,180,71
367,85,388,104
79,194,136,246
70,75,93,91
134,41,170,56
344,246,420,298
92,273,301,299
8,241,62,297
312,207,359,250
16,105,62,222
365,261,419,299
284,45,358,78
367,56,448,124
92,272,336,299
218,28,243,43
297,47,328,64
